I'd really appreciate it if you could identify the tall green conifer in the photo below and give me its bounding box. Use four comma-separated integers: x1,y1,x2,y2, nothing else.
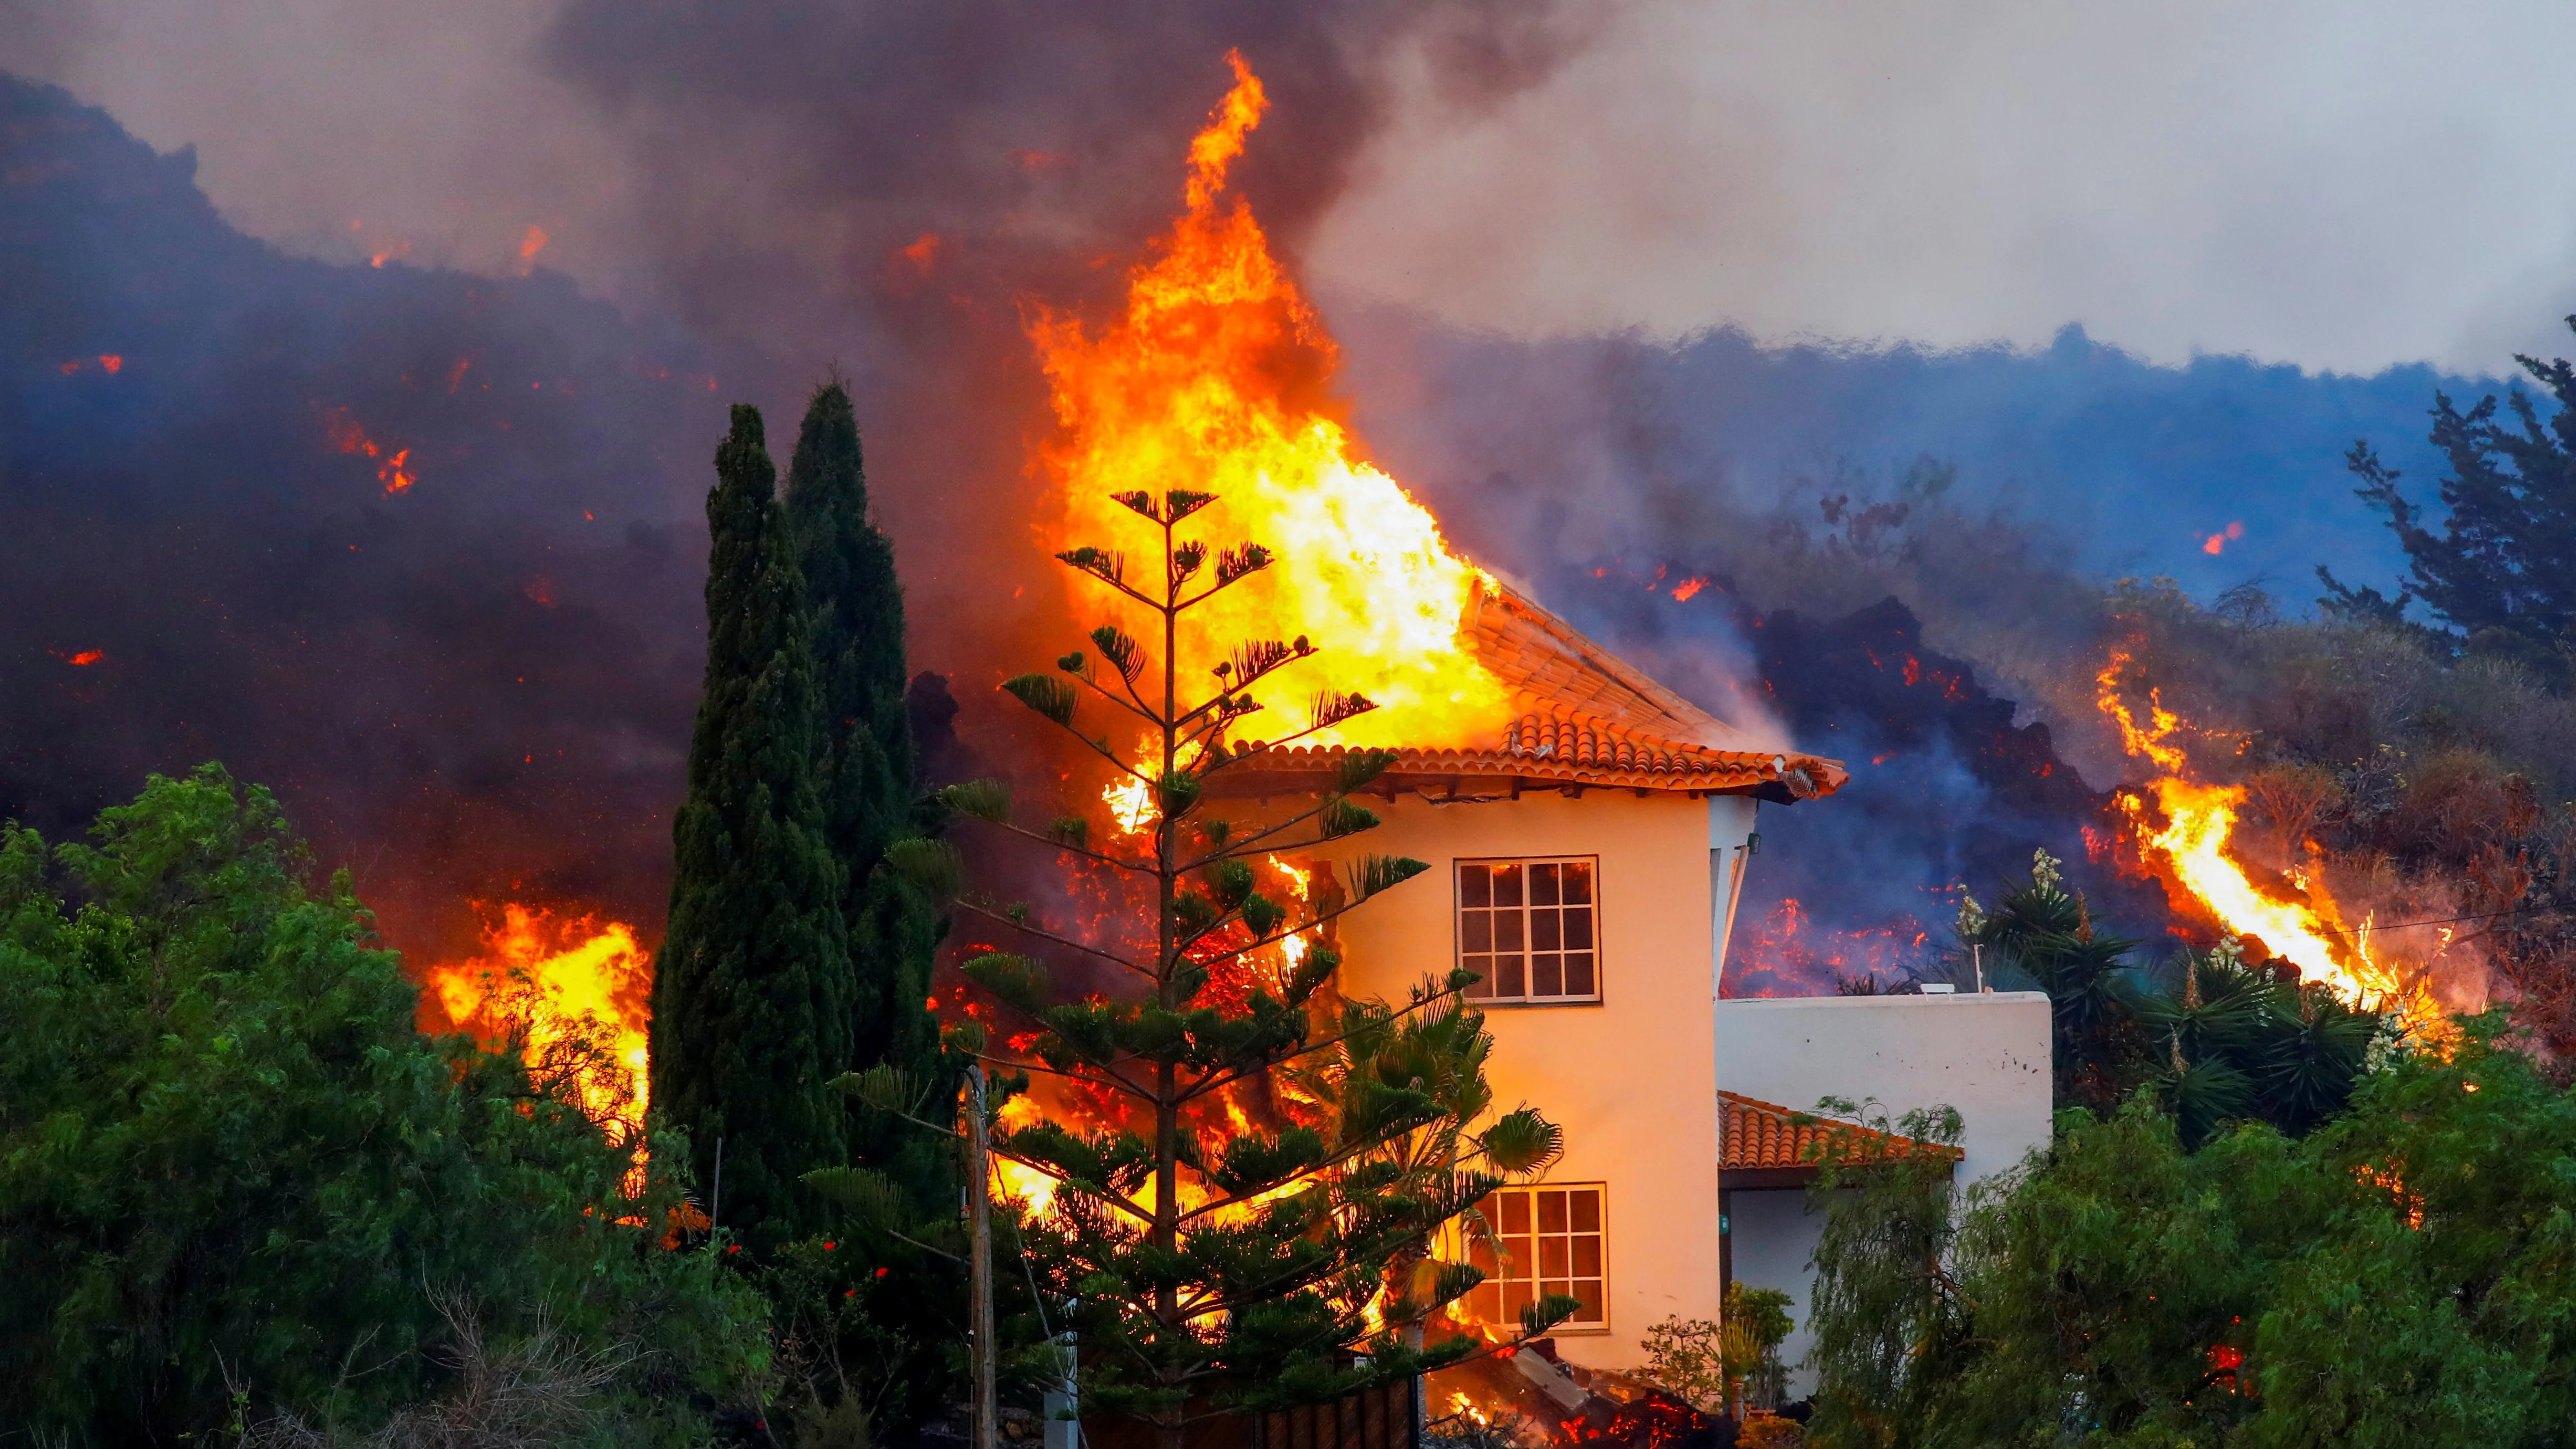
652,404,853,1253
782,381,948,1198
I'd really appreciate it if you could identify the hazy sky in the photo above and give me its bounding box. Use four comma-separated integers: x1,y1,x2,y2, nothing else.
11,0,2576,375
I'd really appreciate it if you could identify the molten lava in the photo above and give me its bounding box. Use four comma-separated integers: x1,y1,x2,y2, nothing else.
419,902,652,1135
2096,651,2436,1026
1028,52,1515,753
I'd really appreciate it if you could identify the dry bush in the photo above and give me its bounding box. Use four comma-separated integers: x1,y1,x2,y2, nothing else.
239,1294,632,1449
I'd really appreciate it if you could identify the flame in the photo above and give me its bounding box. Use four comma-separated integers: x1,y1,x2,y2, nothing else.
419,903,652,1136
324,408,418,495
1105,770,1155,835
1030,53,1515,752
518,224,549,269
55,648,104,666
370,239,412,267
2097,650,2439,1027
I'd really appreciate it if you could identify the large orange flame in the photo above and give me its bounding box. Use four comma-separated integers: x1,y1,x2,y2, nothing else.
2096,652,2438,1027
420,903,652,1135
1029,53,1515,753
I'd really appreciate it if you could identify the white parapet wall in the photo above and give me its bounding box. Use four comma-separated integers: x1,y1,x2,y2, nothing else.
1715,991,2054,1398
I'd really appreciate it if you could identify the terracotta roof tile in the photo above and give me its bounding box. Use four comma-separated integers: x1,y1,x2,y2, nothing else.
1216,584,1846,799
1719,1091,1964,1174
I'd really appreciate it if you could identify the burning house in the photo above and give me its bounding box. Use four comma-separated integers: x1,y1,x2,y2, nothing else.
1000,54,2055,1411
1215,582,1845,1369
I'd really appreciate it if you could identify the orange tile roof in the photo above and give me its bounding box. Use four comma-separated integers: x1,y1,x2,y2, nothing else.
1719,1091,1964,1174
1216,585,1848,799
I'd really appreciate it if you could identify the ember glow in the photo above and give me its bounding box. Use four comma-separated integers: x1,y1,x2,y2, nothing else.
2096,652,2436,1026
419,902,653,1135
1028,53,1515,753
324,408,418,495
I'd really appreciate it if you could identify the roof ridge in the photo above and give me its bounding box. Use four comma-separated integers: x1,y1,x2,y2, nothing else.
1484,584,1756,752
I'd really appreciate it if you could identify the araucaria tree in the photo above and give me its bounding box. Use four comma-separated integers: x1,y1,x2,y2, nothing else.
935,486,1571,1445
652,404,854,1253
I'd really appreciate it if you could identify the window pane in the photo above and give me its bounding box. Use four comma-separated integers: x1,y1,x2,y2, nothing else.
1561,862,1593,905
1564,954,1595,999
1538,1191,1568,1234
1469,1233,1498,1274
1570,1285,1603,1322
1495,914,1524,952
1492,865,1523,907
1533,956,1563,998
1500,1193,1530,1234
1563,906,1594,950
1573,1238,1601,1277
1540,1239,1569,1278
1503,1283,1532,1320
1463,959,1494,998
1532,912,1562,951
1462,913,1493,952
1460,865,1491,908
1571,1190,1601,1232
1531,863,1560,906
1496,955,1526,998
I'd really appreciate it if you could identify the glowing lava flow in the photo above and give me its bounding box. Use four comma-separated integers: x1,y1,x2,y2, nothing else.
421,904,652,1135
2096,653,2415,1017
1029,53,1515,753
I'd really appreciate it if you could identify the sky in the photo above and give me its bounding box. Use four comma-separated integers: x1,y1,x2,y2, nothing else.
8,0,2576,375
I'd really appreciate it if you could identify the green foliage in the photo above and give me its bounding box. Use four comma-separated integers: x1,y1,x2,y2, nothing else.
778,381,967,1436
0,766,765,1443
1643,1288,1793,1414
2341,316,2576,667
653,402,854,1255
1961,851,2379,1142
1804,1021,2576,1448
1803,1101,1970,1448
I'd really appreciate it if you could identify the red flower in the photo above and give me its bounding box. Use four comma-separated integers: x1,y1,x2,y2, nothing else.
875,1266,890,1278
824,1241,836,1250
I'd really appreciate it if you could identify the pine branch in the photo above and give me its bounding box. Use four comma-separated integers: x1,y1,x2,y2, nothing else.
1174,974,1474,1106
980,818,1160,876
986,1143,1156,1228
952,899,1156,979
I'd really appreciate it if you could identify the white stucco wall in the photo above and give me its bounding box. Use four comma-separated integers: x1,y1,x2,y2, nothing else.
1320,789,1719,1373
1715,993,2054,1395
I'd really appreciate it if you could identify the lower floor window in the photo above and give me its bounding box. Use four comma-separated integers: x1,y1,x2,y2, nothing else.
1466,1184,1607,1331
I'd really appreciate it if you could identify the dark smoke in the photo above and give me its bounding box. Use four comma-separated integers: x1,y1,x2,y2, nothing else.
1,7,1604,965
1,76,725,959
0,6,2531,993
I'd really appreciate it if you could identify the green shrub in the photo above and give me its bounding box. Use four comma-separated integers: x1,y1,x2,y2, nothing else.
0,765,767,1444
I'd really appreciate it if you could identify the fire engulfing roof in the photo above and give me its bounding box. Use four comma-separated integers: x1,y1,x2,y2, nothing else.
1719,1091,1963,1182
1215,584,1848,800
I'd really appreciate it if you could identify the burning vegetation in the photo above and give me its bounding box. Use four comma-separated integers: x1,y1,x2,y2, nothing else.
416,901,654,1137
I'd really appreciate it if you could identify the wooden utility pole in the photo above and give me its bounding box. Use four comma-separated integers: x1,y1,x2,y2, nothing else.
969,1064,999,1449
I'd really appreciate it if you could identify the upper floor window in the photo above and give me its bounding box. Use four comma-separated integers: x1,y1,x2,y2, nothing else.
1458,858,1598,1002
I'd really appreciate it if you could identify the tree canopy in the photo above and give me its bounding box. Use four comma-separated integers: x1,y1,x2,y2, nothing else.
0,765,761,1443
652,403,856,1254
1804,1019,2576,1448
2331,314,2576,674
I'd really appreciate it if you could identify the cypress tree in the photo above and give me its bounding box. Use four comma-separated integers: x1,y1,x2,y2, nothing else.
651,403,853,1253
782,381,948,1197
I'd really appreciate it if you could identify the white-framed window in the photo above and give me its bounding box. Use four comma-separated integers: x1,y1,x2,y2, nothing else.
1465,1183,1608,1332
1457,857,1599,1002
